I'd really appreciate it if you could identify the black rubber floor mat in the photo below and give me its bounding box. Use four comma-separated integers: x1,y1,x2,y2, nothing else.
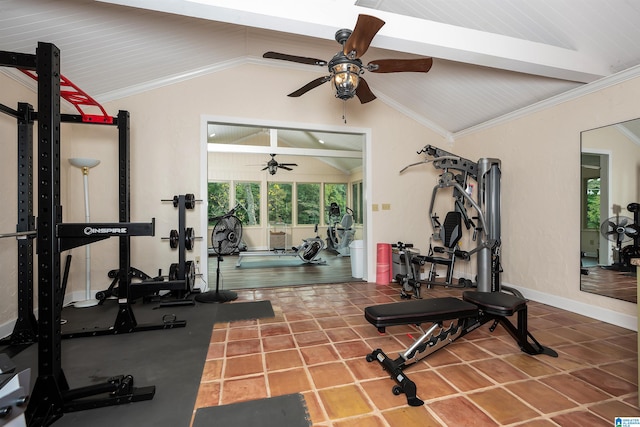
192,393,311,427
213,300,275,323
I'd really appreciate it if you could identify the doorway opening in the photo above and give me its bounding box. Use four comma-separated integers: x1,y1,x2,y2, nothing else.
199,117,370,290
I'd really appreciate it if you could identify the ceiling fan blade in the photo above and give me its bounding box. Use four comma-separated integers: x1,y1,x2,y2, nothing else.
261,166,269,170
355,78,376,104
263,51,327,66
343,14,385,59
279,166,293,171
368,57,433,73
288,76,331,97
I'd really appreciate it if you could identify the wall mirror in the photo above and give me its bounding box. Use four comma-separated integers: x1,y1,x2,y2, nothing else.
580,118,640,303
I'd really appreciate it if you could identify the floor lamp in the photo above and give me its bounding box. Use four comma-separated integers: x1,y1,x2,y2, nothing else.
69,157,100,308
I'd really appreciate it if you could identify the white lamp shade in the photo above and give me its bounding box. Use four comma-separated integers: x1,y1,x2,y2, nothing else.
69,158,100,168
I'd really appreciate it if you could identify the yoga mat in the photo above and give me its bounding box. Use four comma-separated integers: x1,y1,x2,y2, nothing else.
192,393,311,427
212,300,275,323
238,258,308,269
376,243,392,285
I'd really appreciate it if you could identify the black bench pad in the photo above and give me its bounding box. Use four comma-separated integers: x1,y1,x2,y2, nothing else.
364,297,479,329
462,291,526,316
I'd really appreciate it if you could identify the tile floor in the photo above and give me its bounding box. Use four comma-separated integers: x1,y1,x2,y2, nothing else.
580,264,637,303
192,282,639,426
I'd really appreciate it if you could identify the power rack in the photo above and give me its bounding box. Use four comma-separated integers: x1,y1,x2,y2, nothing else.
0,42,163,426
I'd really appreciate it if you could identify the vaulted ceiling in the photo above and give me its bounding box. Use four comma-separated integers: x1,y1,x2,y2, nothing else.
2,0,640,139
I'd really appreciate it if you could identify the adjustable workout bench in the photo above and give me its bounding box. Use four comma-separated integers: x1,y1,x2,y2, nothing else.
364,291,557,406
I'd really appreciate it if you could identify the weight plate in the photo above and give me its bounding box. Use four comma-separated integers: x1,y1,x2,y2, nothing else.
169,229,179,249
185,227,195,251
185,193,196,210
185,260,195,290
168,263,179,281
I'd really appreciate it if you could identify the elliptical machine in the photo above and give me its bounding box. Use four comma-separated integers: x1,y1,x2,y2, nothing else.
326,202,355,256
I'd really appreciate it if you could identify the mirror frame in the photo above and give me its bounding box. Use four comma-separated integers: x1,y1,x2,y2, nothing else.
580,119,640,303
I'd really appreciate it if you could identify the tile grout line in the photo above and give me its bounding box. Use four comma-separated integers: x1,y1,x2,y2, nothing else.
196,283,639,426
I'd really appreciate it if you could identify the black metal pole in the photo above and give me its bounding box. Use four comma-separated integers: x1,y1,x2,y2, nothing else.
113,110,138,331
26,41,67,427
14,102,37,345
178,195,186,279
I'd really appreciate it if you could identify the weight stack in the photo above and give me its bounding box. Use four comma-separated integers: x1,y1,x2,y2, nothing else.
376,243,392,285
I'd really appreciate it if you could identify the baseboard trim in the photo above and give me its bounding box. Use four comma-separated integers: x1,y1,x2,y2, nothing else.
505,283,637,332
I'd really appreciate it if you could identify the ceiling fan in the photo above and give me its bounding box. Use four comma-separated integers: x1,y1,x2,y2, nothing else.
263,14,433,104
263,154,297,175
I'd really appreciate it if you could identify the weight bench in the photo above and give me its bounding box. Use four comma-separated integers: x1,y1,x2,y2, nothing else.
364,291,557,406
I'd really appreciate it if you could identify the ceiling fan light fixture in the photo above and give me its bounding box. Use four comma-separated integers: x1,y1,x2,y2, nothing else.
330,61,361,100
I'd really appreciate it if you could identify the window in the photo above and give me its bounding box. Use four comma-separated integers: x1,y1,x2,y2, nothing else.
297,183,321,225
585,177,601,229
268,182,292,224
208,182,230,226
324,183,347,224
235,182,261,226
351,181,363,224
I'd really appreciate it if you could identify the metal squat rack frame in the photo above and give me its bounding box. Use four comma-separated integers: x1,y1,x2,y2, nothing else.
0,42,164,426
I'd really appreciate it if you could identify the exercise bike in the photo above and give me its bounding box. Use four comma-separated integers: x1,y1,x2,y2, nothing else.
326,202,355,256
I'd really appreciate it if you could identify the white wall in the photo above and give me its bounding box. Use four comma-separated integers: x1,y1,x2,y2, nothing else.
582,125,640,215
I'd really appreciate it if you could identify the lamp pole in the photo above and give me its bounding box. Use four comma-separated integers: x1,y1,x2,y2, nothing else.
69,158,100,308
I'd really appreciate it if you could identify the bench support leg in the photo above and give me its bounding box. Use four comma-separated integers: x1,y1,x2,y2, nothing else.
366,349,424,407
492,309,558,357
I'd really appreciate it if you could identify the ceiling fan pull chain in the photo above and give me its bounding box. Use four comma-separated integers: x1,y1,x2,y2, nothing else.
342,100,347,124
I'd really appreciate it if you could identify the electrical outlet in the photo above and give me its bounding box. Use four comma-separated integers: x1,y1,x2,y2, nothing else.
195,256,200,271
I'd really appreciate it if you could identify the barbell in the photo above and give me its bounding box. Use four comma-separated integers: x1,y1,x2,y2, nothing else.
0,230,37,239
161,194,201,210
161,227,201,250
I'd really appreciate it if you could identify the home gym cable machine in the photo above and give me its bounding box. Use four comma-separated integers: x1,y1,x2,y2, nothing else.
397,144,506,295
0,42,171,426
426,144,502,293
